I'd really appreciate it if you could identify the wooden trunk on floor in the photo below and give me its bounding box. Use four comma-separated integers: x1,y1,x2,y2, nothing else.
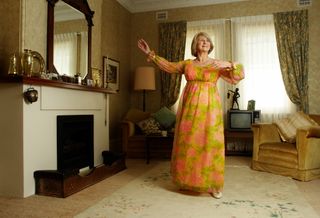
34,157,126,198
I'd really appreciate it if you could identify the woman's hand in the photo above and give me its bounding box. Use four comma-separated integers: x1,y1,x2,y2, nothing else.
212,60,234,70
137,38,151,55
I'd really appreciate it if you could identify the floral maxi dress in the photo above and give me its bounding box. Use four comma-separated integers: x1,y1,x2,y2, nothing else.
152,56,244,193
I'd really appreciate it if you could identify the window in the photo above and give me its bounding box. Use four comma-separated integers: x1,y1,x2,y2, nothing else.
177,15,296,122
231,15,296,121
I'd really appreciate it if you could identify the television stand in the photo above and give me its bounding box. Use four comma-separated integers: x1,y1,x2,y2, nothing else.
224,129,253,156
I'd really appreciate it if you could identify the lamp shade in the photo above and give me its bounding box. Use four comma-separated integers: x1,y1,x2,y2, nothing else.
134,66,156,90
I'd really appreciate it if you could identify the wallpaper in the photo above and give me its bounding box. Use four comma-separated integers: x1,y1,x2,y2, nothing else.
308,0,320,114
0,0,21,75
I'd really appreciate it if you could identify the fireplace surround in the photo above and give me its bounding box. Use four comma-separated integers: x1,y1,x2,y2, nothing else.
0,82,111,197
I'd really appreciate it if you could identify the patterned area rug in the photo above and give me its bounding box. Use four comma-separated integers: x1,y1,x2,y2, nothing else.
76,161,318,218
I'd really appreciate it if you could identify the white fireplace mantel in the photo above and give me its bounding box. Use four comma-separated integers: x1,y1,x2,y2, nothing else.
0,82,110,198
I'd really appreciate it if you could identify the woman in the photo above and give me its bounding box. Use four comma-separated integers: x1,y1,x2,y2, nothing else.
137,32,244,199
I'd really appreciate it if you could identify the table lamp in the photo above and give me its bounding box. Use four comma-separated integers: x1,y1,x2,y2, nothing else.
134,66,156,111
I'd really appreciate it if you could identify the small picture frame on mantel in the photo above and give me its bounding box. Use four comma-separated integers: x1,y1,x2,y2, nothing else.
91,67,103,88
247,99,256,111
103,56,120,92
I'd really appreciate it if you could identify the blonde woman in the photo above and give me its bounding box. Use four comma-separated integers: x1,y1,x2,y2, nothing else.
138,32,244,199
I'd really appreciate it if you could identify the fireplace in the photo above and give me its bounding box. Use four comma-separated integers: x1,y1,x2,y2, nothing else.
34,114,126,198
57,115,94,172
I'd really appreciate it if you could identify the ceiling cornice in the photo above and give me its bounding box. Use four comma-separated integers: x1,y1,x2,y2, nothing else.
116,0,247,13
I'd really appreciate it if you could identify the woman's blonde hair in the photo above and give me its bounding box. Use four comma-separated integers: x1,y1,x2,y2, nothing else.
191,32,214,57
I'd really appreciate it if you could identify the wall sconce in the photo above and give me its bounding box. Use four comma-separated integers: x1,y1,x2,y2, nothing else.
134,66,156,111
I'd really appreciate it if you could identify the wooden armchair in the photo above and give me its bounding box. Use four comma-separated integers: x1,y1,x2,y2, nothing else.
251,114,320,181
121,120,146,158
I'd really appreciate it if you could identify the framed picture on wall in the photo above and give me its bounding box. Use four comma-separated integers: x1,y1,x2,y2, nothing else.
103,56,120,92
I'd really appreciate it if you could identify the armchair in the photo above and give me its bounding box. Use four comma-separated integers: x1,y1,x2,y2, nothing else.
121,108,150,158
251,114,320,181
121,107,176,158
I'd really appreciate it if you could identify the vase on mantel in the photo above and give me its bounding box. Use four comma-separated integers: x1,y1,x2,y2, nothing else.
8,53,20,76
21,49,33,77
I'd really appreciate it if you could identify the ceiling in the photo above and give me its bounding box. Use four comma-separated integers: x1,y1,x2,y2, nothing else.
55,1,84,22
116,0,246,13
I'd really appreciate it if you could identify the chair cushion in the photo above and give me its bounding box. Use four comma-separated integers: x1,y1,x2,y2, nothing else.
151,107,176,129
124,108,151,123
274,111,318,143
258,142,298,169
137,117,161,135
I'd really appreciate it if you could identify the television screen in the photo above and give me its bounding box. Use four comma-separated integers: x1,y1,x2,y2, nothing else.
228,110,253,131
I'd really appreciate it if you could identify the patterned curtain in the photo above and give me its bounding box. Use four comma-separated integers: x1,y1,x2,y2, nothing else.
158,21,187,107
273,10,309,113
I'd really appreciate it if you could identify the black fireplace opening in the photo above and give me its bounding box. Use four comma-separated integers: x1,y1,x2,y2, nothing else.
57,115,94,173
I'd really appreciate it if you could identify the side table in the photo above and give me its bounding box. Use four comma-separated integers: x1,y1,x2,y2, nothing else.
145,133,174,164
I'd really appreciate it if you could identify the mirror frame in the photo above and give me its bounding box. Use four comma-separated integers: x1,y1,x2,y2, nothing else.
47,0,94,80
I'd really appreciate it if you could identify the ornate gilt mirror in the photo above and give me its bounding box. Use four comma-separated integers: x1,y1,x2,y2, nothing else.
47,0,94,80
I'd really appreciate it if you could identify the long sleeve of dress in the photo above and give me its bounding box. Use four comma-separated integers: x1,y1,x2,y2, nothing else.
219,62,245,84
152,55,185,74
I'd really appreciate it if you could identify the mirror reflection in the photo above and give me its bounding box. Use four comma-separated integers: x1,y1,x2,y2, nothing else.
54,1,88,78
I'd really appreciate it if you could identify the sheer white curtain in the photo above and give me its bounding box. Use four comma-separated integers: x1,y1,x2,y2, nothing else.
54,32,88,77
54,32,78,76
172,19,226,111
231,15,296,122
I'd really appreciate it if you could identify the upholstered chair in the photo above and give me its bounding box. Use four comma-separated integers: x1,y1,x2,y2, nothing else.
251,113,320,181
121,107,176,158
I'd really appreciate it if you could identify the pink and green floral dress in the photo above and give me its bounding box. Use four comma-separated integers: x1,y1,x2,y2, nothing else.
152,56,244,193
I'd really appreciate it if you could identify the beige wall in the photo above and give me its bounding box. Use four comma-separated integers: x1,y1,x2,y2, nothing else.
308,0,320,115
130,0,320,114
101,0,132,151
0,0,21,75
22,0,47,67
88,0,103,70
0,0,47,74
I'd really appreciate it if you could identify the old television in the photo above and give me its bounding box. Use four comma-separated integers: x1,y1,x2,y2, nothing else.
227,110,260,131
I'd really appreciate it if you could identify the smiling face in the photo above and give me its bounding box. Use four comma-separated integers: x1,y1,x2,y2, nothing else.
191,32,214,57
196,36,211,53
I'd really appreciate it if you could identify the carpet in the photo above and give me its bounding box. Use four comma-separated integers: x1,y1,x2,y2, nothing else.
76,161,319,218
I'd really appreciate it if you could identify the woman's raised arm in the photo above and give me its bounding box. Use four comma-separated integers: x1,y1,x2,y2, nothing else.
137,39,151,55
137,38,185,74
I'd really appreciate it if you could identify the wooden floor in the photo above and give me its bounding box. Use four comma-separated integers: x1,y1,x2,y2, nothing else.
0,157,319,218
